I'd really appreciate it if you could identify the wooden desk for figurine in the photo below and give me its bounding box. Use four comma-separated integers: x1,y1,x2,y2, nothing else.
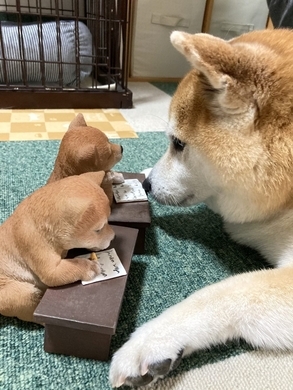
34,225,138,361
109,172,151,254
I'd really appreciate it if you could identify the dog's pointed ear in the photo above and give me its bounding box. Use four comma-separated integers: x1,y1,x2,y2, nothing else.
171,31,251,115
68,113,87,130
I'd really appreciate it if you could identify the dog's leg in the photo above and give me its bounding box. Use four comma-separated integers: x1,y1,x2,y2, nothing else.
0,280,43,322
109,267,293,388
29,254,101,287
107,171,124,184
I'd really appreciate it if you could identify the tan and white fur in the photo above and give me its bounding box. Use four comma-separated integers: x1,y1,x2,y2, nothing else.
0,171,114,323
110,29,293,387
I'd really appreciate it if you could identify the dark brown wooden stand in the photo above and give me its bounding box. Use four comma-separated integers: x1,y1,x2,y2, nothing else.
109,172,151,254
34,225,138,361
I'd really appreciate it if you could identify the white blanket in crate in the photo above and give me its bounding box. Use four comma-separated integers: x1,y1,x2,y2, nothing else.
0,20,93,85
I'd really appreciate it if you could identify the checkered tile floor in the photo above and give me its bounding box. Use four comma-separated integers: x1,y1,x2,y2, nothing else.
0,109,137,141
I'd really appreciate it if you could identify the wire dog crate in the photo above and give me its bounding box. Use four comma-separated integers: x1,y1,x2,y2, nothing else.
0,0,133,108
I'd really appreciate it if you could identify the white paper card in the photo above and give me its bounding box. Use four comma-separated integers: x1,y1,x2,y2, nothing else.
113,179,148,203
78,248,127,285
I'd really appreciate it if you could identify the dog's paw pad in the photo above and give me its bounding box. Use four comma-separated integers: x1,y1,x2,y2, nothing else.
147,349,183,378
111,349,184,388
125,373,154,388
148,359,172,376
173,349,184,369
119,358,178,388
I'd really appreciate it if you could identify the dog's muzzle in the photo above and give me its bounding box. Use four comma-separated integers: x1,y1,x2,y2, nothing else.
143,177,151,193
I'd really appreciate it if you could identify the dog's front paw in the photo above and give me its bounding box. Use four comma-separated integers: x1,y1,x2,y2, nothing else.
109,321,184,388
110,171,125,184
81,259,101,281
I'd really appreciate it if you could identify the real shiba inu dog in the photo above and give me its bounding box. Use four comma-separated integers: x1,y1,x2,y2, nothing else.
110,29,293,388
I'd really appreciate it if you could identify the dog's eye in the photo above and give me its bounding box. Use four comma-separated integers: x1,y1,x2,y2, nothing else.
172,136,186,152
95,223,106,233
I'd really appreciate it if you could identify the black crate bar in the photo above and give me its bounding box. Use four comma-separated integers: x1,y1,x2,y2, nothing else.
0,0,132,108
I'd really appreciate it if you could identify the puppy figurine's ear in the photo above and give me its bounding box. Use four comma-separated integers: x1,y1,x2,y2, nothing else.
68,113,87,130
170,31,252,115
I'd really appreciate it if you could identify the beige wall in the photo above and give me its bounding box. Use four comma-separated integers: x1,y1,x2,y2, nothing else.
130,0,269,80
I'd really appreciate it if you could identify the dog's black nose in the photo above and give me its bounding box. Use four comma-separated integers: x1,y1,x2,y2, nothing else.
143,177,151,193
120,145,123,154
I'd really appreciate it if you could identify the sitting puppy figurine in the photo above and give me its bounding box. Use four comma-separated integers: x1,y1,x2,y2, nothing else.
47,113,124,202
0,171,114,323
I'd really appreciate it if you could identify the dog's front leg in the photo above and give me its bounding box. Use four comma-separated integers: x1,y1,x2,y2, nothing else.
29,254,101,287
109,267,293,388
106,170,124,184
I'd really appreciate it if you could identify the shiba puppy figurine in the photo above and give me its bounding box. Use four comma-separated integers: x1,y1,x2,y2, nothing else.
0,172,114,323
47,113,124,203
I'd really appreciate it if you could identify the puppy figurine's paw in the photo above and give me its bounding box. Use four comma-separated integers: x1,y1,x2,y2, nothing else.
108,171,124,184
81,259,101,281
